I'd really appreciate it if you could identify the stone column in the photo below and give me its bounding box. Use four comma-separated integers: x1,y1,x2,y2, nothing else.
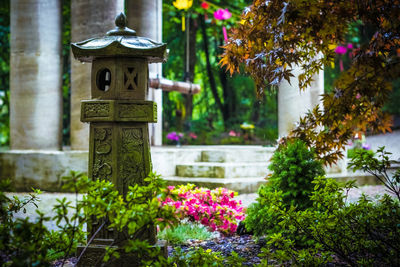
10,0,63,150
70,0,124,150
126,0,163,146
278,66,324,137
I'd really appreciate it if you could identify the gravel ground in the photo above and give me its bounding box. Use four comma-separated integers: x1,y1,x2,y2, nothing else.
168,234,265,266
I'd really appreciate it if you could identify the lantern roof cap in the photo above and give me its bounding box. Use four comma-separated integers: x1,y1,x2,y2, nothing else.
71,13,167,63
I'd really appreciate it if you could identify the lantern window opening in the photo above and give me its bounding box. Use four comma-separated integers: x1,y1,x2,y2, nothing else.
97,68,112,92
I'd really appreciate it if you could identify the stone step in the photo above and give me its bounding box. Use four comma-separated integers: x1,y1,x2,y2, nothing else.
163,176,267,194
328,172,382,186
200,147,274,163
164,172,381,194
175,162,270,178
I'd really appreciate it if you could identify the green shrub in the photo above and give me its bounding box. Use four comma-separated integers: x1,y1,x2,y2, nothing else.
220,136,244,145
347,147,374,159
158,222,214,245
245,140,324,236
0,172,179,266
0,179,83,267
1,171,248,266
167,247,245,267
259,147,400,266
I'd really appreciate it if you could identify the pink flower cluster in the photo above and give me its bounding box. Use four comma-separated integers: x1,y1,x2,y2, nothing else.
334,43,354,55
166,131,183,141
162,184,245,235
229,130,240,137
214,8,232,20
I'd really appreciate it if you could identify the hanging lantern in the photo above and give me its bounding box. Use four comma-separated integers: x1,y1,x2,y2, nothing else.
173,0,193,31
213,9,232,43
173,0,193,10
334,46,347,72
213,8,232,20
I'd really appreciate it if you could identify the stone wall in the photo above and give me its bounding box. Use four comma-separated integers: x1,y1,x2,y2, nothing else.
0,147,202,192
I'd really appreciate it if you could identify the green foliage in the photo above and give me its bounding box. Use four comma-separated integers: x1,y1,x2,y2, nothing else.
223,0,399,164
0,179,83,266
0,91,9,146
259,148,400,266
167,247,245,267
162,0,277,143
267,140,325,208
0,1,71,146
0,0,9,147
61,0,71,146
0,171,180,266
63,172,179,265
347,147,374,159
349,146,400,200
158,222,214,245
245,140,324,236
220,136,244,145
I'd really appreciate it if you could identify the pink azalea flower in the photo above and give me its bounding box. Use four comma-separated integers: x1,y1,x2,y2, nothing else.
347,43,353,49
214,8,232,20
189,132,198,139
201,217,209,224
160,185,245,235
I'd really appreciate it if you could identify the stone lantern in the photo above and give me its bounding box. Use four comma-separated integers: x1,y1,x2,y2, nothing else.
71,12,167,265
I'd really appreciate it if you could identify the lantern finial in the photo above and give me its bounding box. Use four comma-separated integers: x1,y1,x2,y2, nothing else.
115,12,126,28
106,12,136,36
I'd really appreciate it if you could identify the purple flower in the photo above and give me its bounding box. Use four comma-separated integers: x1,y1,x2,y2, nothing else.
362,143,371,150
347,43,353,49
167,131,183,141
335,46,347,55
214,9,232,20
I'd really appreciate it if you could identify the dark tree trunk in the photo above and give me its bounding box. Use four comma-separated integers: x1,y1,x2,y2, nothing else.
200,15,224,121
183,16,198,128
217,39,236,128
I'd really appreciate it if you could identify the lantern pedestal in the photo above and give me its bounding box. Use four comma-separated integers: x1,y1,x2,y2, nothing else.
76,240,167,267
71,12,168,266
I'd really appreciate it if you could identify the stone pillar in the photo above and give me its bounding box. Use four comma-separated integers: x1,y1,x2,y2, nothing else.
278,66,324,137
126,0,163,146
10,0,63,150
70,0,124,150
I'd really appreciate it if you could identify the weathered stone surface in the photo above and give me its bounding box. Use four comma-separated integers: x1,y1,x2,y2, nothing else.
71,29,167,63
0,150,87,191
278,65,324,137
91,58,149,100
70,0,124,150
10,0,63,150
81,100,157,123
365,129,400,160
176,162,270,178
71,12,167,264
201,147,274,163
329,173,382,186
76,240,167,267
126,0,163,146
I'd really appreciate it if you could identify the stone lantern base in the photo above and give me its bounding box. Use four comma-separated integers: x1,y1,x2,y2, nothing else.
76,240,167,266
